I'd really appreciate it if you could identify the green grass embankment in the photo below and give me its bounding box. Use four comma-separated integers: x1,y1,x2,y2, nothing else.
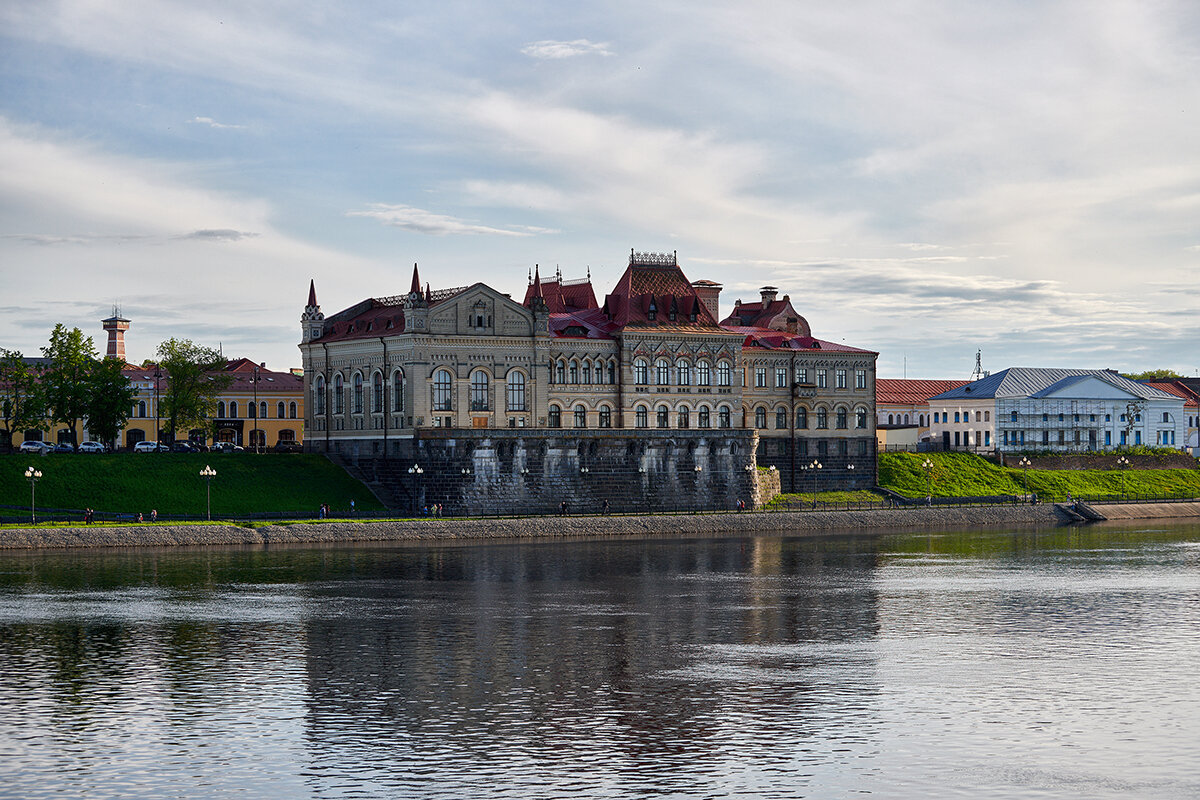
764,490,884,510
0,453,385,518
878,451,1200,502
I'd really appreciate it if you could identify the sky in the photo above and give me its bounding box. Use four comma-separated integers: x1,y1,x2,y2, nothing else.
1,0,1198,379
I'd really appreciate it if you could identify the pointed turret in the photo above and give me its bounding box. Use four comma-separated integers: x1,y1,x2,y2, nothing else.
409,263,421,295
301,279,324,343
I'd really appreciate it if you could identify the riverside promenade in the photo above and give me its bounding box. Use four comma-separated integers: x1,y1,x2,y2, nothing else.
3,501,1198,549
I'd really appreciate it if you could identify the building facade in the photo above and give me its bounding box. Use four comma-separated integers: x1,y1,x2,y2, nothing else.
927,368,1186,453
298,251,878,511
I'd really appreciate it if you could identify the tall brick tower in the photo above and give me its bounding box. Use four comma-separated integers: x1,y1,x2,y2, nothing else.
101,308,130,361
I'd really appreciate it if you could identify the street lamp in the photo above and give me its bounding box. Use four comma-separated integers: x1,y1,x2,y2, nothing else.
200,465,216,520
153,363,162,448
580,466,590,474
809,459,822,509
922,458,934,504
1117,455,1130,499
1018,456,1032,499
24,466,42,525
252,364,260,453
408,464,424,514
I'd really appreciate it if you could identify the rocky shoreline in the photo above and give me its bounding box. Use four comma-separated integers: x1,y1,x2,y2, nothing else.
8,501,1196,550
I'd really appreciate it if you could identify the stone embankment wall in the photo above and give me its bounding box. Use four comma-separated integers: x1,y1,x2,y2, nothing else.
336,429,764,515
0,502,1153,550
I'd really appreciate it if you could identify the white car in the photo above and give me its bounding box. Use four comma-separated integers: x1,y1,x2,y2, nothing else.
78,441,107,453
133,441,167,452
19,440,53,453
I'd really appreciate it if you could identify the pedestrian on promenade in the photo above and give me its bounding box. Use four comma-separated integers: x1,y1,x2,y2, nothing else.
137,511,143,523
601,499,609,515
560,500,568,516
150,509,157,522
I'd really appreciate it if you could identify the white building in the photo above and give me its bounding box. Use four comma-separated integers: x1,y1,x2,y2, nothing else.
927,368,1186,453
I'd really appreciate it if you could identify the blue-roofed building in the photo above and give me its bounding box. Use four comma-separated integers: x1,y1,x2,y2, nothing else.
926,368,1186,453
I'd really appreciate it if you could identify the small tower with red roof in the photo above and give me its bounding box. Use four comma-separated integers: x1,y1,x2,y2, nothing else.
301,279,324,343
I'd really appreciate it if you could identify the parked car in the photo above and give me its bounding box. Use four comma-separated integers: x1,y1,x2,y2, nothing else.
78,441,107,453
272,441,303,453
19,440,53,454
53,443,76,453
133,441,168,452
171,441,198,453
210,441,244,453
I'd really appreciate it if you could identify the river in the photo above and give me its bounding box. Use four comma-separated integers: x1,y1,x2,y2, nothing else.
1,522,1198,799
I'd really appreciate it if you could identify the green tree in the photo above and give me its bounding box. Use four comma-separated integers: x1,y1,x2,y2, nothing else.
156,339,232,443
84,357,137,448
40,324,97,445
1122,369,1184,381
0,348,46,450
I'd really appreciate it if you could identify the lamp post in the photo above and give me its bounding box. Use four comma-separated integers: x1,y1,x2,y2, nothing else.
200,465,216,520
1117,455,1130,500
153,363,161,448
24,466,42,525
922,458,934,504
809,459,822,509
408,464,424,514
1018,456,1032,499
252,363,260,453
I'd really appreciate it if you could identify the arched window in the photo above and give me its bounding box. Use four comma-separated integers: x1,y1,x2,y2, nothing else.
393,370,405,412
816,407,828,429
857,408,868,429
277,401,285,419
248,402,256,419
506,370,526,412
353,373,364,414
138,400,147,418
796,406,808,429
574,405,587,428
919,414,925,426
717,360,731,387
216,401,225,418
470,371,489,411
888,414,894,425
432,369,452,411
634,358,648,385
836,408,848,429
581,361,591,385
903,414,910,424
607,360,616,384
776,408,787,429
595,360,605,384
676,359,691,386
372,372,383,412
697,360,711,387
260,401,267,420
555,359,566,384
230,401,239,418
656,404,670,428
569,361,579,384
314,377,325,416
598,405,612,428
655,359,670,386
677,407,690,428
289,401,297,419
548,404,562,428
718,405,731,429
698,405,711,428
333,374,344,414
755,407,767,429
1010,410,1018,422
635,405,648,428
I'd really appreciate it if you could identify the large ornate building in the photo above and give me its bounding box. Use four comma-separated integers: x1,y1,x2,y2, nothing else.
299,251,877,512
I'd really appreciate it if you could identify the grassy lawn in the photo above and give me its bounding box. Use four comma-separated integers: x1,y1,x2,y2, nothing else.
879,451,1200,502
0,453,385,518
764,490,884,510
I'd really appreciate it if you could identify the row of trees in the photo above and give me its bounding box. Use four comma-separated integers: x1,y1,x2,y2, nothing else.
0,325,230,450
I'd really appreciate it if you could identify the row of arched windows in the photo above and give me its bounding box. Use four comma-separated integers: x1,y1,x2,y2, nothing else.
215,401,298,419
885,413,925,426
314,369,407,416
632,358,732,387
751,404,869,431
552,358,617,386
547,402,735,430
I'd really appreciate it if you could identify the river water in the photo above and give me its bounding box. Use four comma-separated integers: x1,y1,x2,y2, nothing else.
1,523,1198,799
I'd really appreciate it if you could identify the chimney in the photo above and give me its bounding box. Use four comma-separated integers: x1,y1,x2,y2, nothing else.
690,280,722,321
786,317,798,334
760,286,778,305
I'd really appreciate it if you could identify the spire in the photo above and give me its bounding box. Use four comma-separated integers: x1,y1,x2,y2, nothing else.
409,263,421,294
532,264,544,298
425,282,431,302
307,279,318,308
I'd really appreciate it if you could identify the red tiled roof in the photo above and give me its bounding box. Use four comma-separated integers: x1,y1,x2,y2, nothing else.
317,299,407,343
522,277,598,313
1143,381,1200,409
726,327,876,354
601,256,723,329
876,379,969,405
720,297,810,336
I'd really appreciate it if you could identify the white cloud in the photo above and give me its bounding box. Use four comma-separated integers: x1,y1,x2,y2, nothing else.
346,204,547,237
187,116,245,129
521,39,613,59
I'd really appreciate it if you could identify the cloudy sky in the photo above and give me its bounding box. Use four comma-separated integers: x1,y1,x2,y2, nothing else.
2,0,1198,378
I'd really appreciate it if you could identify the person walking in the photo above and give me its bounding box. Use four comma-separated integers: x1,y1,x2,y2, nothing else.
150,509,157,523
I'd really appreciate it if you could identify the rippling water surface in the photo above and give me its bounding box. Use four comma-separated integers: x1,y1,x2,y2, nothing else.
1,524,1199,799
